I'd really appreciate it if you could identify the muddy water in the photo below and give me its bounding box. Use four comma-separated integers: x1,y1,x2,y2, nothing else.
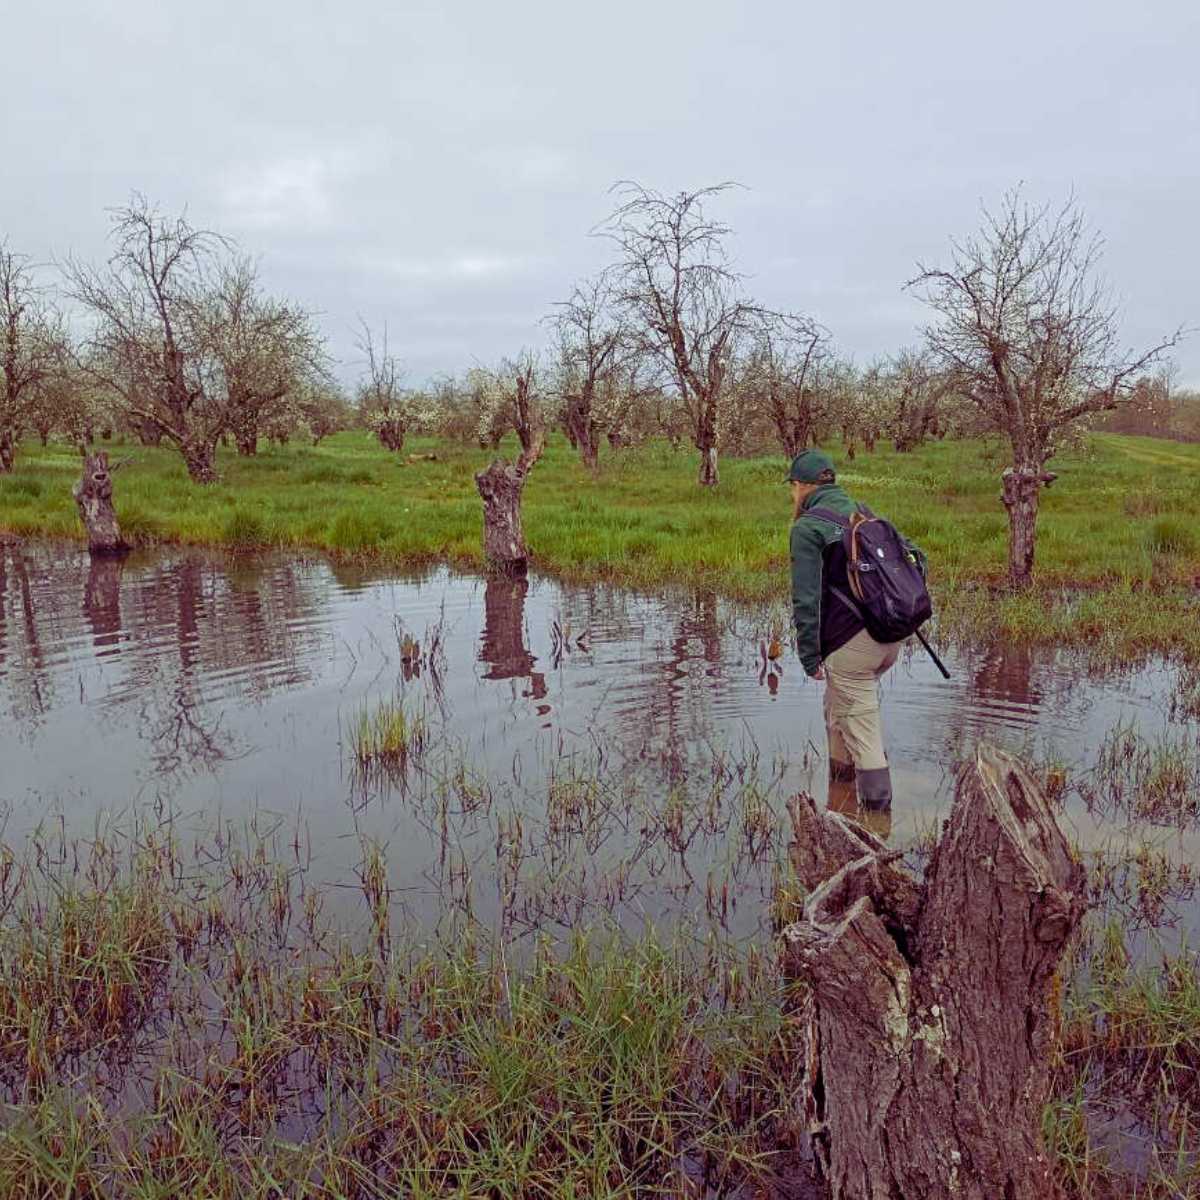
0,539,1196,941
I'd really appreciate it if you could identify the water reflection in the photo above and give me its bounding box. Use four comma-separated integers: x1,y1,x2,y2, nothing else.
479,575,548,710
0,539,1194,941
826,773,893,841
83,555,124,654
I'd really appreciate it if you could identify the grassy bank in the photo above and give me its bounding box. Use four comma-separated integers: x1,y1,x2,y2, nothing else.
2,432,1199,662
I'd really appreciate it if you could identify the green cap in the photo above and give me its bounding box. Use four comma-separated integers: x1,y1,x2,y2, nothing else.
785,449,835,483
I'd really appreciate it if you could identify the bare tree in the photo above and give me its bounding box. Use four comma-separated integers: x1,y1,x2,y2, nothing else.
548,277,629,470
881,348,958,452
910,190,1184,588
29,352,113,448
799,355,860,453
601,183,751,486
744,310,829,457
66,197,229,483
206,257,326,456
1095,366,1176,438
355,321,428,453
294,377,352,446
474,352,545,573
0,242,61,472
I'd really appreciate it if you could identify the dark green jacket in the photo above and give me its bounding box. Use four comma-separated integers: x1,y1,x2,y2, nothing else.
789,483,926,675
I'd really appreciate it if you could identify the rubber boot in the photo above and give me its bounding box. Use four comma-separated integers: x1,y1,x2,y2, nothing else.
825,759,857,821
857,766,893,812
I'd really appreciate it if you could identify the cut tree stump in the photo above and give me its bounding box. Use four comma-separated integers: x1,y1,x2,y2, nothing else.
72,450,128,556
781,743,1087,1200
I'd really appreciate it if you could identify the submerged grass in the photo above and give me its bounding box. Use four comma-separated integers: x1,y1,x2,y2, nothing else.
1082,722,1200,827
3,431,1200,662
0,816,809,1199
352,699,427,773
0,800,1194,1197
1051,925,1200,1198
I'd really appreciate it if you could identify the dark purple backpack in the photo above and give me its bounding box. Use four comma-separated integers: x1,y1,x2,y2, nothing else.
810,505,932,644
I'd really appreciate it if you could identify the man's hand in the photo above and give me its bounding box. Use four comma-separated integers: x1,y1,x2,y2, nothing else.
808,666,825,681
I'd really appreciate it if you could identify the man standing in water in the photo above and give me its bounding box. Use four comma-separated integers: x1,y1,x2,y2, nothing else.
788,449,925,817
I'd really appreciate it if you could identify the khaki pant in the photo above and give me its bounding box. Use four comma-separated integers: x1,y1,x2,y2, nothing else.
823,628,900,808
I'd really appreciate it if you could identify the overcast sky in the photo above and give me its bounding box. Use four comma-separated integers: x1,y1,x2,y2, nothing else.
5,0,1199,385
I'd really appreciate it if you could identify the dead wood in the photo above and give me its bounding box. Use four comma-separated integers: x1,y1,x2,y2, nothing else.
782,743,1087,1199
72,450,128,556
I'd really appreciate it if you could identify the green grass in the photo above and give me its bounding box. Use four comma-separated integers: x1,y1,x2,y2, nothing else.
1083,722,1200,826
3,430,1200,662
352,698,427,772
1050,923,1200,1198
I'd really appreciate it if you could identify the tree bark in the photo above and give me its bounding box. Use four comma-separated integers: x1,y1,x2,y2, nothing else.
72,451,128,556
695,393,720,486
475,461,533,574
377,420,405,453
565,399,599,470
782,744,1086,1200
135,417,163,447
181,438,218,485
236,434,258,456
0,429,13,473
1001,466,1056,590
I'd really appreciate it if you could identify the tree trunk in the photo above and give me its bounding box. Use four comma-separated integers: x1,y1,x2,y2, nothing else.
236,434,257,456
1001,466,1056,590
181,439,218,485
137,419,163,447
377,420,405,453
696,395,720,486
72,451,128,556
566,401,599,470
782,744,1086,1200
0,430,13,473
475,461,532,574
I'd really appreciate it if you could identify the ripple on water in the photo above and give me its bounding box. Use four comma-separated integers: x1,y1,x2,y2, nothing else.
0,538,1195,940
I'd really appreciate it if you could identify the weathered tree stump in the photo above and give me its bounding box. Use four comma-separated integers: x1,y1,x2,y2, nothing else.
72,451,128,556
782,744,1087,1200
474,356,545,575
475,459,534,574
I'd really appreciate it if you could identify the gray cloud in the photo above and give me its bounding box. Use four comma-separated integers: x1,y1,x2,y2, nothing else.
5,0,1198,384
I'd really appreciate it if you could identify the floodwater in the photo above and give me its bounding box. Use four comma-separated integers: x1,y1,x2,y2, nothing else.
1,537,1196,942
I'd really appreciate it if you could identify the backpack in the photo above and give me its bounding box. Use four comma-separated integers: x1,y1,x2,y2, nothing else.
809,505,933,644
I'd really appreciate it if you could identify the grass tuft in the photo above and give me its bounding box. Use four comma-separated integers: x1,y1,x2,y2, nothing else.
222,507,269,548
352,699,427,772
1147,516,1197,556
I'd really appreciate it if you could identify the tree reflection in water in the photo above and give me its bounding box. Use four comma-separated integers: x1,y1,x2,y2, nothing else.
82,555,124,655
478,575,548,714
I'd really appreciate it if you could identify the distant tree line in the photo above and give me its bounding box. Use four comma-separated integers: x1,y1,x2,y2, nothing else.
1093,371,1200,442
0,185,1183,585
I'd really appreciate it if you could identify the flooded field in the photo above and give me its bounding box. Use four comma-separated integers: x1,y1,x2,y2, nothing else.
1,538,1199,1195
1,537,1196,945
